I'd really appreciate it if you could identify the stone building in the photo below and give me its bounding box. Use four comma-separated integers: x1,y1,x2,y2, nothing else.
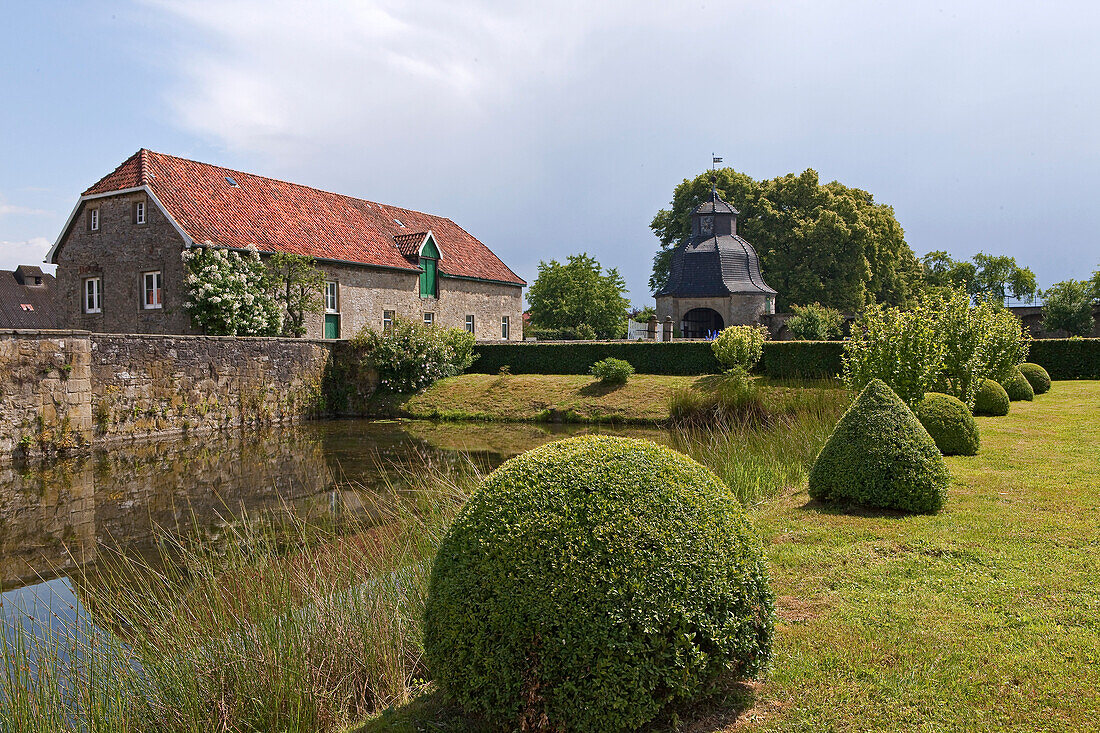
0,266,59,329
47,149,525,340
655,188,776,338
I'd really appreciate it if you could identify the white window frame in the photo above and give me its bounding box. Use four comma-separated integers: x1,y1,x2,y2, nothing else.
324,281,339,313
465,314,475,335
501,315,510,340
135,201,146,224
84,277,102,314
143,271,162,309
90,208,100,231
382,309,394,331
423,311,434,327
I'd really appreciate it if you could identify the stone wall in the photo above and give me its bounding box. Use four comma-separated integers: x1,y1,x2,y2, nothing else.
0,330,334,463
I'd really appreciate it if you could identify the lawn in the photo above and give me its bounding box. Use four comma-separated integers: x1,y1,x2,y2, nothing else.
358,380,1100,732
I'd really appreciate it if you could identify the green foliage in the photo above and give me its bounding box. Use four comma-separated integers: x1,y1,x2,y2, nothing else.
651,168,922,310
844,287,1029,408
424,436,774,732
1028,338,1100,379
668,369,768,427
266,252,326,337
808,379,949,514
526,253,630,339
348,317,477,393
915,392,980,456
182,245,283,336
922,250,1038,304
1042,279,1096,336
786,302,845,340
1018,362,1051,394
588,357,634,384
1000,367,1035,401
469,340,843,378
712,324,768,372
973,379,1010,416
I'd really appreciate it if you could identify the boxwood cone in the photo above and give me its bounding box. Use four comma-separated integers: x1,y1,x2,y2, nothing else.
808,379,949,513
915,392,980,456
1018,362,1052,394
1001,367,1035,401
423,435,774,733
973,379,1011,417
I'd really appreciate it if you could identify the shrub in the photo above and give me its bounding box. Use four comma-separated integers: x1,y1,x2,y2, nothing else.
424,436,774,732
1028,338,1100,380
712,324,768,372
758,340,845,379
808,379,949,514
786,302,845,340
589,357,634,384
668,370,767,427
348,317,476,393
1018,362,1051,394
915,393,980,456
844,302,941,408
1000,367,1035,401
972,379,1010,416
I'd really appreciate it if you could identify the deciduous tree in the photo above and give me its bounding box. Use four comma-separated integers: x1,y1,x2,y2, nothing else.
1042,279,1096,336
527,253,630,339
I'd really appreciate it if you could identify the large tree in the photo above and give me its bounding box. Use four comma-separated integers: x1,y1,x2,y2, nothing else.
527,253,630,339
650,168,922,312
1042,279,1096,336
920,250,1037,304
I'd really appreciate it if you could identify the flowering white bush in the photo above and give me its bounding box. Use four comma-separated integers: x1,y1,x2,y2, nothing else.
181,245,282,336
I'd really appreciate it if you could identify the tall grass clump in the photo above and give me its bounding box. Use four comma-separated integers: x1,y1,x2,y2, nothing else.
1,461,477,733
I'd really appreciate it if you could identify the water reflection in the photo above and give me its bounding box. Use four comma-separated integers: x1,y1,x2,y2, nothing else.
1,419,669,593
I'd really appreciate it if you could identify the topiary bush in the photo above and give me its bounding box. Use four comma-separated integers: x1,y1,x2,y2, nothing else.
1018,362,1051,395
712,324,768,372
1000,367,1035,401
424,436,774,733
808,379,949,514
589,357,634,385
972,379,1010,416
915,392,980,456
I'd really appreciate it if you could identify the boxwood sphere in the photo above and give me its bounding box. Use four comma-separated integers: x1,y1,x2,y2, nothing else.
973,379,1010,416
1018,362,1051,394
915,392,980,456
1000,367,1035,401
424,436,774,733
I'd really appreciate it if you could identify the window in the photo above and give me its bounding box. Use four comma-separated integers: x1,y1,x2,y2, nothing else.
143,271,162,309
465,315,475,335
501,315,510,340
84,277,102,314
134,201,146,224
765,296,775,315
418,236,440,298
324,281,339,313
383,310,394,331
226,176,239,187
423,312,434,327
89,208,100,232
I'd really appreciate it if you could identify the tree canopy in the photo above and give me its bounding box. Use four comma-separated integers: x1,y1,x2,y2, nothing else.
1042,279,1096,336
650,168,922,312
921,250,1037,304
527,253,630,339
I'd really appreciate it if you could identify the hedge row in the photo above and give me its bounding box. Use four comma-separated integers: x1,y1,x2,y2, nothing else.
471,340,844,379
1027,338,1100,380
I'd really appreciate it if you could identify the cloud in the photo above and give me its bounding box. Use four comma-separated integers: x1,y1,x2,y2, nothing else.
0,202,50,218
0,238,55,272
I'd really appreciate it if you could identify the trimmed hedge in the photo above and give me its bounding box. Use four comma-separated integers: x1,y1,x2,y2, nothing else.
471,340,843,379
1018,362,1051,394
1000,368,1035,401
973,379,1010,416
1028,338,1100,380
915,392,980,456
424,436,774,732
808,379,949,514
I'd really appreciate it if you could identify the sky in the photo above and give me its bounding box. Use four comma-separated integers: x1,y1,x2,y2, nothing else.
2,0,1098,306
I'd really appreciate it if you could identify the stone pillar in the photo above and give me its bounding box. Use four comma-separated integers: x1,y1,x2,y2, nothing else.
647,316,658,340
662,316,674,342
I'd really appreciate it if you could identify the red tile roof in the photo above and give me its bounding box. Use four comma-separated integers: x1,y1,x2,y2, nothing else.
80,150,525,285
393,231,430,260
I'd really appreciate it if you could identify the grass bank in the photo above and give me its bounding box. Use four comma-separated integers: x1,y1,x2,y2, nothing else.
394,373,842,424
358,380,1100,732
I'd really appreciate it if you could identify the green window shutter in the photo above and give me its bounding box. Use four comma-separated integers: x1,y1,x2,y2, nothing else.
420,258,438,297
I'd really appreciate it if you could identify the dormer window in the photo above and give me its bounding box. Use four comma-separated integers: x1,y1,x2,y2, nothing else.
418,236,440,298
89,208,100,232
134,201,146,224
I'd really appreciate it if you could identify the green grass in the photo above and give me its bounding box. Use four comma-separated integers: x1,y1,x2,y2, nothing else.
356,381,1100,732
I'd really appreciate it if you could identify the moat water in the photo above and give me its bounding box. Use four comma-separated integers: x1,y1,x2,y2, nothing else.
0,420,670,652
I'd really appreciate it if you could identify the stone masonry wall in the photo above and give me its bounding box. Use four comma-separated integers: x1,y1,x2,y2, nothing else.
0,330,333,463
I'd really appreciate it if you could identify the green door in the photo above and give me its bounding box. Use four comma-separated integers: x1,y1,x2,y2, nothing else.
324,313,340,339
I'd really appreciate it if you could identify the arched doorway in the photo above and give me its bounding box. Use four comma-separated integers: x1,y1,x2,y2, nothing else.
681,308,724,339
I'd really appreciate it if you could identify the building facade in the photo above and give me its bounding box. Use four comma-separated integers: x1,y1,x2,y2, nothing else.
0,266,59,329
655,188,776,338
49,150,525,340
